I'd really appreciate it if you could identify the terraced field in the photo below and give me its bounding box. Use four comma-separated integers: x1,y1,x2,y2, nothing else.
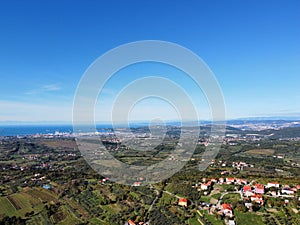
26,212,52,225
0,191,45,218
25,187,57,202
0,197,16,217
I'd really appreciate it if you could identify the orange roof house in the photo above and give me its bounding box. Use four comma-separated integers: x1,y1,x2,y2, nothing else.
221,203,233,217
255,184,265,194
226,178,235,184
222,203,232,211
250,194,264,205
178,198,188,207
243,185,252,192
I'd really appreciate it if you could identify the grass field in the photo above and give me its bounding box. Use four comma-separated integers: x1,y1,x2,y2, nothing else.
201,210,224,225
245,148,275,155
0,197,16,217
40,139,77,150
211,193,221,200
222,193,241,204
234,211,265,225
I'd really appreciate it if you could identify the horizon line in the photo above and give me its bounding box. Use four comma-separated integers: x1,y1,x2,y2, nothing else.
0,115,300,126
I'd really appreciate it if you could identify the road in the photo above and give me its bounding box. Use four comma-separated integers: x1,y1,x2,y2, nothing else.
216,190,243,208
148,184,160,214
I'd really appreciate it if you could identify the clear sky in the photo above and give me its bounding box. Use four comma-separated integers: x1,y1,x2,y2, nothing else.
0,0,299,123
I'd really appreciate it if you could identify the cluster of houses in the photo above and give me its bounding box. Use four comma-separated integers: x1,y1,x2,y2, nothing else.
210,160,255,173
196,177,300,216
194,177,300,225
243,183,265,206
197,177,299,197
195,177,248,191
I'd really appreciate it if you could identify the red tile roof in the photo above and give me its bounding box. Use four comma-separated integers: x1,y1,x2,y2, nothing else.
179,198,188,203
251,194,263,199
255,184,264,189
243,185,252,192
221,203,232,211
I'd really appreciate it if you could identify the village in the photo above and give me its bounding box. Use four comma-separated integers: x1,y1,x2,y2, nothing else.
124,174,300,225
193,176,300,225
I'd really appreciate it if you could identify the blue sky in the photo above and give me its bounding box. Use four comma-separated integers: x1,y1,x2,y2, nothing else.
0,0,299,122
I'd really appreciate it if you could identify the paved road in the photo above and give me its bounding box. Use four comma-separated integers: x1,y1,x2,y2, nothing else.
148,184,160,213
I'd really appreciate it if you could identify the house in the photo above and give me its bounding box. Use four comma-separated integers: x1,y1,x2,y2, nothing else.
219,178,225,184
221,203,233,217
291,187,298,192
255,184,265,194
210,178,218,183
282,189,294,195
226,178,235,184
250,194,264,205
236,178,247,185
200,181,212,190
133,182,141,187
270,191,277,196
201,183,209,190
178,198,188,207
267,182,280,188
243,185,252,193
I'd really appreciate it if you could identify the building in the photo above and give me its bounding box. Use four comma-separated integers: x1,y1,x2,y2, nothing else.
200,181,212,190
267,182,280,188
200,183,209,190
250,194,264,205
178,198,188,207
255,184,265,194
282,189,294,195
133,182,141,187
210,178,218,183
243,185,252,193
226,178,235,184
236,178,247,185
221,203,233,217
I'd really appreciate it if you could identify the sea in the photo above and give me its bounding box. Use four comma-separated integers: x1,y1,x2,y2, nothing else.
0,121,183,137
0,124,114,137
